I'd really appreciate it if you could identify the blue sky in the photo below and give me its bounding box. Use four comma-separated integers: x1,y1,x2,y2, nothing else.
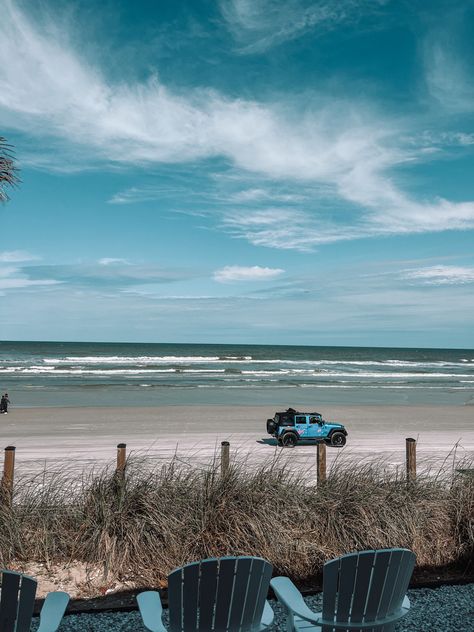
1,0,473,347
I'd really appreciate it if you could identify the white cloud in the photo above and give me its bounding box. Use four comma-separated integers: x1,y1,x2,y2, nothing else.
408,130,474,151
228,188,306,203
0,261,60,292
221,207,360,250
1,1,474,250
402,265,474,285
214,265,284,282
221,196,474,251
219,0,387,53
98,258,129,265
108,186,178,205
0,250,39,262
423,24,474,113
433,132,474,147
0,278,59,290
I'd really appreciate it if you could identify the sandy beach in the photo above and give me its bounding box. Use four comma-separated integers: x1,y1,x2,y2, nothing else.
1,404,473,476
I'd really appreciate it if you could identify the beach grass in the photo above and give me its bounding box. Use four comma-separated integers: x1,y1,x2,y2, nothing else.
1,450,473,588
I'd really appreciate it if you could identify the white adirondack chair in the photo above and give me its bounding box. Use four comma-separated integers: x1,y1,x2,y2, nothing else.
0,570,69,632
271,548,415,632
137,556,274,632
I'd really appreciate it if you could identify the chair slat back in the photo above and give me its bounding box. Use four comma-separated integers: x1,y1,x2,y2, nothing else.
0,571,38,632
334,553,358,622
182,562,200,632
14,576,37,632
197,560,218,632
322,549,415,629
242,559,272,629
386,549,415,614
168,557,272,632
213,558,236,631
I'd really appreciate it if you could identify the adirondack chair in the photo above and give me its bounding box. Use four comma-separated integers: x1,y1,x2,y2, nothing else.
137,556,274,632
271,548,415,632
0,570,69,632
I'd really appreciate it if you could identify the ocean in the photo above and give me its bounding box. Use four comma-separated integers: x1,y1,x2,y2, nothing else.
1,341,473,407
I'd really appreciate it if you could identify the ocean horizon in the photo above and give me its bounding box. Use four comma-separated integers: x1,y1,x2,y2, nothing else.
1,340,473,407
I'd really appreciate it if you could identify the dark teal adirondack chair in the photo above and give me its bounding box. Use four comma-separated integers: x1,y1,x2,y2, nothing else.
0,570,69,632
271,548,415,632
138,556,274,632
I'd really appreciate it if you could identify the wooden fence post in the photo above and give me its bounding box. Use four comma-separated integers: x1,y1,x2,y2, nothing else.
406,438,416,483
116,443,127,474
317,441,326,485
221,441,230,477
1,445,16,506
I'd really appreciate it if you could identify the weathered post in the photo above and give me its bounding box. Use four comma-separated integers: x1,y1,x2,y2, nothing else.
406,438,416,483
317,441,327,485
116,443,127,474
1,445,16,506
221,441,230,477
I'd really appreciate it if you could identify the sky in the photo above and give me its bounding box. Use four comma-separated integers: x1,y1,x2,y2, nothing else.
0,0,473,347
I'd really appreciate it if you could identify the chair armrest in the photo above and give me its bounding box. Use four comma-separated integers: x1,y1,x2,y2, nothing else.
260,600,274,629
270,577,321,624
137,591,167,632
37,591,70,632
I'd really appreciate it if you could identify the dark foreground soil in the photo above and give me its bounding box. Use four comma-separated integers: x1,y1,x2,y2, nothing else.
33,562,474,615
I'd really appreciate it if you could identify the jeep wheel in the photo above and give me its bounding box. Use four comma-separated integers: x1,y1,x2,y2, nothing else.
282,433,298,448
330,432,346,447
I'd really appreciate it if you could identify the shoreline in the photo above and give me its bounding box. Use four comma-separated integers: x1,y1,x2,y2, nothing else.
10,400,474,408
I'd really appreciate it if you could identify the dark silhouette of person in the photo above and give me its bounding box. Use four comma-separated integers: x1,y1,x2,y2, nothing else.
1,393,10,413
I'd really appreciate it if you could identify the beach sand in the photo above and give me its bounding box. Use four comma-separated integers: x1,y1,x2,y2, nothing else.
2,404,473,476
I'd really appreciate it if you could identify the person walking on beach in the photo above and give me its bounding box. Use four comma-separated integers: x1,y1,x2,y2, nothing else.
0,393,10,413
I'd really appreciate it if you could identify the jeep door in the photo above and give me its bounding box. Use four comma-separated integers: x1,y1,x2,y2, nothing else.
294,415,308,438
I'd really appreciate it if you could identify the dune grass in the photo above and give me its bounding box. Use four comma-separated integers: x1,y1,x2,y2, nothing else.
0,451,473,587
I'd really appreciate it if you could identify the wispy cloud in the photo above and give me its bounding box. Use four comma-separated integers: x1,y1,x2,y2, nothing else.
108,186,182,205
0,257,205,296
219,0,388,53
423,13,474,113
402,265,474,285
227,188,307,203
0,250,40,263
221,207,360,250
0,261,60,293
0,278,59,292
213,265,284,282
24,261,201,287
408,130,474,152
98,258,129,265
220,195,474,251
2,1,474,251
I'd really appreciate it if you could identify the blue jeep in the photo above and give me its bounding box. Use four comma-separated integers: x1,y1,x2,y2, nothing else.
266,407,347,447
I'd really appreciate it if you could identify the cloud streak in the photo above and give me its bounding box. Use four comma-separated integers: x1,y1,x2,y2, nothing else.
0,250,40,263
423,25,474,113
219,0,388,53
402,265,474,285
213,265,284,282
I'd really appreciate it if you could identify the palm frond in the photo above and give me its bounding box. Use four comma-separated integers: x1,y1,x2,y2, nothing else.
0,136,20,202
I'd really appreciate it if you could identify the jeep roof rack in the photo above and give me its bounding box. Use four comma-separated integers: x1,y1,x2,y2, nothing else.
280,409,322,416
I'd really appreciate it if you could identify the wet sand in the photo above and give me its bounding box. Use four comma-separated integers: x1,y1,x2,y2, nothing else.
1,404,473,476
